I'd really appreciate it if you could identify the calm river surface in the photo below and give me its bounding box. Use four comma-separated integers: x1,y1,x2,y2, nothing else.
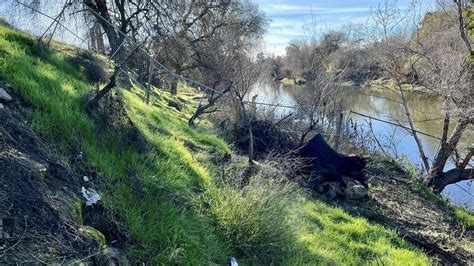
249,80,473,209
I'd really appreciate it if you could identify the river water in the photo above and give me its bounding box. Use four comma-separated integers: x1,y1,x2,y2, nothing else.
249,80,473,209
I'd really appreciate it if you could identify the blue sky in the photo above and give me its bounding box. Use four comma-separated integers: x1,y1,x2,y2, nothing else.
254,0,417,55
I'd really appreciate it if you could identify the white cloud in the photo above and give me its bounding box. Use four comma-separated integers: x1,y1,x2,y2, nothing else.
259,2,373,18
256,1,377,56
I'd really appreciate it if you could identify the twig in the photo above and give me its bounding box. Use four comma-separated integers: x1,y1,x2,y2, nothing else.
366,118,388,156
0,217,28,258
31,253,48,264
70,247,105,264
274,113,293,127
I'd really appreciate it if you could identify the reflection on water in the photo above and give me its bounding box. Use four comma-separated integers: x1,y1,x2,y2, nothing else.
245,80,299,117
343,87,473,208
249,81,473,209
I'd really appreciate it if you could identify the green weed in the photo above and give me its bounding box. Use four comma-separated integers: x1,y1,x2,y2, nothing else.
455,208,474,229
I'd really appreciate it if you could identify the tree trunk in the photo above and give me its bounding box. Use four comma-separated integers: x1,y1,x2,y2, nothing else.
170,80,178,95
90,21,105,54
460,146,474,169
86,72,117,115
234,98,241,129
188,104,204,127
85,0,131,89
112,39,132,89
399,84,430,173
188,84,232,127
430,168,474,193
145,59,155,104
427,118,471,191
248,123,254,164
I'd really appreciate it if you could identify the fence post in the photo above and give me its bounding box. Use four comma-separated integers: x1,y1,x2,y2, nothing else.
251,94,258,120
234,98,241,129
248,123,254,164
145,59,155,104
334,111,344,151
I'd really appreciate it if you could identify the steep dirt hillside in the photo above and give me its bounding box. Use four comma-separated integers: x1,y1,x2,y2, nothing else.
0,97,107,264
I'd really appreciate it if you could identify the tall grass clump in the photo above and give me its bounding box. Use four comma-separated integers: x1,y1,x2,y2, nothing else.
203,175,300,265
454,208,474,229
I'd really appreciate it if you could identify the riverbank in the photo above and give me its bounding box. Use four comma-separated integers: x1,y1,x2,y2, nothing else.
331,157,474,264
250,77,474,209
363,78,425,92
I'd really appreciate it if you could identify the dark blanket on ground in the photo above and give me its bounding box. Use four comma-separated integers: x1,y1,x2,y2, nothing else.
299,134,367,186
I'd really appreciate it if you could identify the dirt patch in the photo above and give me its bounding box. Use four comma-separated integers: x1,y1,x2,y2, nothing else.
332,159,473,264
0,104,125,264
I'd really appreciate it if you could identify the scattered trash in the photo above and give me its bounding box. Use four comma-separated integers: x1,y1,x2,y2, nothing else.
229,257,238,266
77,151,83,161
81,186,101,206
83,176,90,182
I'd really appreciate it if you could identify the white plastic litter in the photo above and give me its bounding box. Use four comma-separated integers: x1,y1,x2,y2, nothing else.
0,88,12,102
83,176,90,182
230,257,238,266
81,186,101,206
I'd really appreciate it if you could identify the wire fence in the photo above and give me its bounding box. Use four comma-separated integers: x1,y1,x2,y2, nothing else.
1,0,472,202
0,1,447,135
3,0,348,115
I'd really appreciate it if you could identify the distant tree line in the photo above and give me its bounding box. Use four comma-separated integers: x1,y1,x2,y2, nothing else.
259,0,473,193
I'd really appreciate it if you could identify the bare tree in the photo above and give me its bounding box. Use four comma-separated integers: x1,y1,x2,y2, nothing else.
82,0,154,88
418,0,474,192
362,0,473,192
231,54,265,128
294,67,344,146
284,21,347,146
152,0,266,95
187,1,266,126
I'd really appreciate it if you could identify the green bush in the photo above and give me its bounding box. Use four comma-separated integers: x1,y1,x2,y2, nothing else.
0,18,12,28
68,50,108,83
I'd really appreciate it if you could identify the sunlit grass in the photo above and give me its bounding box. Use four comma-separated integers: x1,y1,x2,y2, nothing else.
0,25,227,264
286,200,431,265
455,208,474,229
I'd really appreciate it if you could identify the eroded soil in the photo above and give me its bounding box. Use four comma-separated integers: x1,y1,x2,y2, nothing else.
0,101,104,264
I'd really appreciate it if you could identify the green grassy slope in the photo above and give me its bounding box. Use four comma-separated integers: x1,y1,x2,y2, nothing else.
0,23,431,265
